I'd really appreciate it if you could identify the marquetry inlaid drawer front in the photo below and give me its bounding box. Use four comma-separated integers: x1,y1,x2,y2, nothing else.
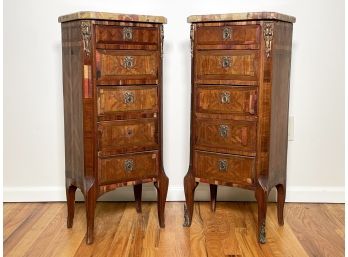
96,25,158,49
194,151,255,185
96,50,159,85
98,151,159,185
196,25,260,48
98,119,158,153
196,86,257,115
97,86,158,115
195,118,257,154
195,50,259,85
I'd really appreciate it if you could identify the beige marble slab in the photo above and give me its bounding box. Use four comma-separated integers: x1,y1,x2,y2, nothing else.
187,12,296,23
58,11,167,24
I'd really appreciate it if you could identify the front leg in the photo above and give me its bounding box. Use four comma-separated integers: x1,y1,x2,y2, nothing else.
84,179,97,245
183,168,198,227
66,182,77,228
154,171,169,228
255,184,268,244
276,183,286,226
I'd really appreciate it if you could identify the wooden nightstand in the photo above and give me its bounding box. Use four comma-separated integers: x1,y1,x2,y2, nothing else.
184,12,295,243
59,11,169,244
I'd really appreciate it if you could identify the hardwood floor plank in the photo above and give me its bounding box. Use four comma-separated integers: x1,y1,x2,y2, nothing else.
188,203,208,257
253,203,309,257
322,204,345,239
73,202,127,257
4,203,51,255
105,203,140,257
3,203,21,222
286,203,344,257
5,203,64,257
232,203,269,257
3,202,344,257
199,202,231,257
25,203,85,257
141,203,160,257
4,203,43,240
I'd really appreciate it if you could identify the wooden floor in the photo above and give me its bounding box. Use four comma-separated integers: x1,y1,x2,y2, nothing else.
3,202,344,257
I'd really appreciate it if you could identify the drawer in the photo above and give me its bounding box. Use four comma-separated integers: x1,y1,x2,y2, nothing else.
98,151,158,185
98,119,158,153
97,86,158,116
96,25,158,48
195,50,259,85
196,86,257,115
195,118,257,154
96,50,159,85
196,25,260,48
194,151,255,185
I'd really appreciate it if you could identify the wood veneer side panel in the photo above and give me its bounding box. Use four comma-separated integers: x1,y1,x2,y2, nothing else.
61,21,85,189
268,21,293,188
255,21,271,181
190,24,197,171
82,20,96,183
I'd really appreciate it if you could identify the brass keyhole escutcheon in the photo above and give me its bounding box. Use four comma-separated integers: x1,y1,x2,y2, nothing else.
124,159,134,172
220,92,231,104
222,27,232,40
219,125,229,138
221,56,232,68
123,56,134,69
218,160,228,172
124,91,134,104
123,27,133,40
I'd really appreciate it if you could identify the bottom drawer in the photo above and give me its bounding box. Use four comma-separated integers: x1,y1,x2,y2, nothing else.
194,151,255,185
98,151,158,185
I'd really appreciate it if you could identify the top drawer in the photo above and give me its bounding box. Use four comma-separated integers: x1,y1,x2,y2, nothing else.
196,25,260,49
96,25,159,50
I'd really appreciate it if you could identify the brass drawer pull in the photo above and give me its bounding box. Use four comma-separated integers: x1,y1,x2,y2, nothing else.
218,159,228,172
124,91,134,104
123,56,134,69
221,56,232,68
220,92,230,104
222,27,232,40
124,159,134,172
123,27,133,40
219,124,229,138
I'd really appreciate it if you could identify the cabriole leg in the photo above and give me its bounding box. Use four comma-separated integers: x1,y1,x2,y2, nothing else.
255,185,268,244
276,183,286,226
155,171,169,228
183,169,197,227
66,184,77,228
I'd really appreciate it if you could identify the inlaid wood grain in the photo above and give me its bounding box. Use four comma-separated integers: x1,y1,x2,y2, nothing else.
96,50,159,85
196,85,257,115
98,151,159,185
195,50,259,85
98,119,158,153
196,24,260,47
194,151,255,185
97,86,158,116
195,118,257,154
4,203,343,257
96,25,158,47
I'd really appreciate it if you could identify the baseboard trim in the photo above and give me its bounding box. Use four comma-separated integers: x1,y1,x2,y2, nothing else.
3,184,344,203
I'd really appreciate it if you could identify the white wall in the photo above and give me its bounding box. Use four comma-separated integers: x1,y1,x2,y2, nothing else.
4,0,344,202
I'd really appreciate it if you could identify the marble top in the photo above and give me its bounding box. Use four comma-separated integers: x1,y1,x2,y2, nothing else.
187,12,296,23
58,11,167,24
